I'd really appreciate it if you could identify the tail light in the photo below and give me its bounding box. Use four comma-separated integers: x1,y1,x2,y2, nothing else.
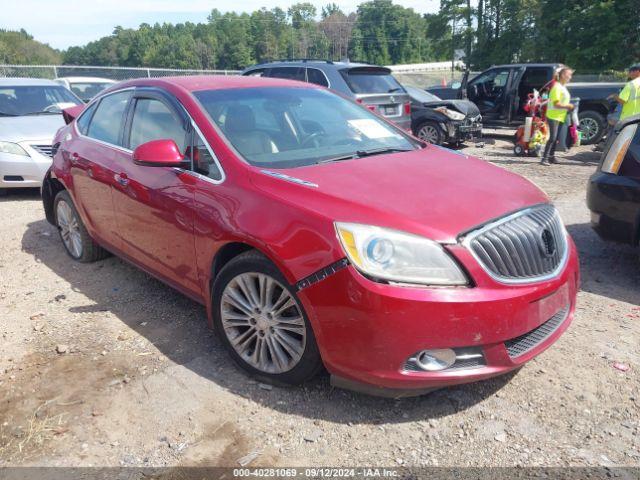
404,102,411,115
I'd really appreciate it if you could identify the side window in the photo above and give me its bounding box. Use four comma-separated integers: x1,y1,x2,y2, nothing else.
76,102,98,135
191,132,222,181
306,68,329,87
86,91,131,146
129,98,187,151
269,67,305,81
245,68,267,77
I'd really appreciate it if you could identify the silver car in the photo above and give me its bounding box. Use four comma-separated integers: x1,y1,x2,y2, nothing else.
0,78,82,194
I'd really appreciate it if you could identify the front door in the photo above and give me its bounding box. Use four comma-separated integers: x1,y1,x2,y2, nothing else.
467,67,514,123
111,89,200,296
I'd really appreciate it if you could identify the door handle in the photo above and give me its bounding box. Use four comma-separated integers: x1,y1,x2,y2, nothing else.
114,172,129,187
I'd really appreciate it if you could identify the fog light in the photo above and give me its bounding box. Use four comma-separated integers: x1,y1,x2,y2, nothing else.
415,349,456,371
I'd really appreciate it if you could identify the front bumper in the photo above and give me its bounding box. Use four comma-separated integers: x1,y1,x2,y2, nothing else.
0,141,53,189
446,120,483,143
587,171,640,246
297,239,579,395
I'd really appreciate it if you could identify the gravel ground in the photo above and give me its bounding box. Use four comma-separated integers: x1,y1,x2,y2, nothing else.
1,137,639,468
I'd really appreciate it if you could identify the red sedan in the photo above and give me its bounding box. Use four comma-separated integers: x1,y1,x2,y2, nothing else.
42,76,579,397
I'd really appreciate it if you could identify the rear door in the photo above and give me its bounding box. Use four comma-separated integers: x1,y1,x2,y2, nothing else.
112,88,200,296
65,89,132,250
339,66,411,128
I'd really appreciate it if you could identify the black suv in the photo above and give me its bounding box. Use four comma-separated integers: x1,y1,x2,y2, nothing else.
242,60,412,131
587,114,640,247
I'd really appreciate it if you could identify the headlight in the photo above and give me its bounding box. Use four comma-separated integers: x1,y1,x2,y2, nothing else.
434,107,466,121
0,141,29,157
335,222,468,286
601,123,637,174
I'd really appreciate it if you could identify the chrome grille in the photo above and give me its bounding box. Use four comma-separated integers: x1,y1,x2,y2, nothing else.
505,306,569,358
465,204,567,283
31,144,53,157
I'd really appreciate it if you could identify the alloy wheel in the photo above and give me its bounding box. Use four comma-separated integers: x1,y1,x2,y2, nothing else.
56,200,83,258
220,272,306,374
579,117,598,143
418,124,440,144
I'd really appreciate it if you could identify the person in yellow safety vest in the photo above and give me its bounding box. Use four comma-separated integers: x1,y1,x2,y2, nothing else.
541,67,575,165
608,64,640,121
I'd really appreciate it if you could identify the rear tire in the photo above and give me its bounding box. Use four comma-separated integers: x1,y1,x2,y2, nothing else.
513,144,524,156
212,250,323,386
0,188,7,197
579,110,606,145
54,190,109,263
416,121,445,145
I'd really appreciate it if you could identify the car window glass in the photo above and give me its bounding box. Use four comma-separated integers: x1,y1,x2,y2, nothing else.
76,102,98,135
269,67,305,81
521,68,550,89
194,87,417,169
245,69,267,77
86,91,130,146
306,68,329,87
341,69,404,94
191,132,222,181
129,98,187,151
0,86,81,115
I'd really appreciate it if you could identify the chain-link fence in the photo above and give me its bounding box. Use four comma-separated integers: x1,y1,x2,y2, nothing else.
0,64,241,80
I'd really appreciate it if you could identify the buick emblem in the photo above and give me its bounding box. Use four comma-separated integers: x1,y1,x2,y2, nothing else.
540,229,556,258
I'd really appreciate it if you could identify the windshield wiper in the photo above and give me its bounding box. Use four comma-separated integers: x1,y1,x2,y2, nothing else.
0,111,18,117
318,147,413,164
388,87,404,93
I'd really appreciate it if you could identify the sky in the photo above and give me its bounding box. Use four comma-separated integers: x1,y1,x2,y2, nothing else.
3,0,440,50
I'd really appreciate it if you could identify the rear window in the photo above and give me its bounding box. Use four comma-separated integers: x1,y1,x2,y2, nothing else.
341,68,404,94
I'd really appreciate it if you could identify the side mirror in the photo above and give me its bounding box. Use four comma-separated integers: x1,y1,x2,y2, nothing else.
132,139,187,168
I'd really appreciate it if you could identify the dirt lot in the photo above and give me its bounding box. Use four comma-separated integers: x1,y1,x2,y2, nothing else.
1,138,639,468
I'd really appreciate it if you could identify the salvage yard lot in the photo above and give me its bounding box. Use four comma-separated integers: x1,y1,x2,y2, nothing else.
1,138,639,467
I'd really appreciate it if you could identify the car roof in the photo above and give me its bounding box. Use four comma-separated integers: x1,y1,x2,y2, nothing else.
0,77,61,86
112,75,320,93
56,76,116,83
245,60,385,71
490,63,558,69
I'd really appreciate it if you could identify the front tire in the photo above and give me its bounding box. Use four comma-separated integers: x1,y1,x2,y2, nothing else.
416,121,445,145
579,110,606,145
212,251,323,385
54,190,109,262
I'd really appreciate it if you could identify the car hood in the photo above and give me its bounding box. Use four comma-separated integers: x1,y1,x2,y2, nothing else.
250,146,549,243
421,99,481,117
0,115,66,143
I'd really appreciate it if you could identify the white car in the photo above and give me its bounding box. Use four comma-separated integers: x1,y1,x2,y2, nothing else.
0,78,83,194
54,76,116,103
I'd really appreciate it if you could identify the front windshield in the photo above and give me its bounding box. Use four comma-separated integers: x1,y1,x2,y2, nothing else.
194,87,418,169
0,85,82,116
405,85,441,103
69,82,113,102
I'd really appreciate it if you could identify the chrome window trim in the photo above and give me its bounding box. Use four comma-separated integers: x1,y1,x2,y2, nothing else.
460,204,570,285
73,86,225,184
189,116,226,185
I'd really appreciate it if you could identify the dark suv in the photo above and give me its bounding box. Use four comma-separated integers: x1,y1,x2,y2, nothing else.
242,60,412,131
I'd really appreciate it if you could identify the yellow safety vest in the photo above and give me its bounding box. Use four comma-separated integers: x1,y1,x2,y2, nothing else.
546,83,570,123
620,77,640,120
